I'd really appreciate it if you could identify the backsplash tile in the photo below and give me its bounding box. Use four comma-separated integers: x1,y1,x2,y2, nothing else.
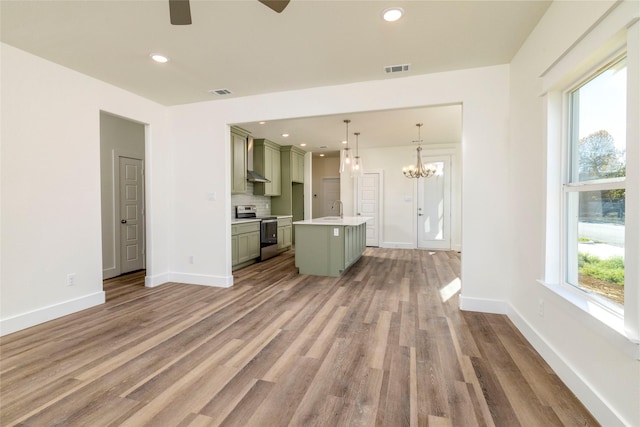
231,181,271,217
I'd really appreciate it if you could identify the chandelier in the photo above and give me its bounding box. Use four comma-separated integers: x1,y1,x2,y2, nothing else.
402,123,436,179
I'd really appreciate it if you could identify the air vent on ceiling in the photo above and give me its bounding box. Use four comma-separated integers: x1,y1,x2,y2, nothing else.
384,63,410,74
208,88,233,96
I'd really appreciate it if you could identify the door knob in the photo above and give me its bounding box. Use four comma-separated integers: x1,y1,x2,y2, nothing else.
121,219,127,224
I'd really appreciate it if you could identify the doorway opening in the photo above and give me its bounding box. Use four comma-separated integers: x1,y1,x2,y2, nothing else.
100,112,146,294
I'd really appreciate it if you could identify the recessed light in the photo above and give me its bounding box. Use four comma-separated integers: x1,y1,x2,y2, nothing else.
382,7,404,22
259,121,266,125
319,154,325,157
341,140,347,145
300,143,307,147
150,54,169,63
282,133,289,137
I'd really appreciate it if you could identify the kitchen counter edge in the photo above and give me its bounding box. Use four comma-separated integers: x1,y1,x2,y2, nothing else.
293,216,372,226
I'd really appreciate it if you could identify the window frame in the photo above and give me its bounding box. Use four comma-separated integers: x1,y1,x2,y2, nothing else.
561,55,627,317
540,11,639,354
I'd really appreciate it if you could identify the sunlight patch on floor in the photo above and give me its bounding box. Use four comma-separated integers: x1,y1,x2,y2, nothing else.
440,277,461,302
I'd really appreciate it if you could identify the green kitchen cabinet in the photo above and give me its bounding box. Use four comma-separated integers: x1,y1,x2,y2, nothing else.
277,217,293,251
271,145,306,223
231,126,249,195
252,139,281,196
291,148,305,183
232,221,260,270
294,222,367,276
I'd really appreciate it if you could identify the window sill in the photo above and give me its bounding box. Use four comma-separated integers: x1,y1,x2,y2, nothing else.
537,279,640,360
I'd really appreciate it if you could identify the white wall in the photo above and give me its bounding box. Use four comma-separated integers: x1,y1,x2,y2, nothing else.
344,143,462,250
0,43,171,335
506,1,640,425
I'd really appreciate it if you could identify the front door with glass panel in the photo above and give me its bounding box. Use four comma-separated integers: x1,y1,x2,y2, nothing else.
417,156,451,250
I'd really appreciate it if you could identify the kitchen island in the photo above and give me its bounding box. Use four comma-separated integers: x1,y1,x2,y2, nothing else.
293,216,371,276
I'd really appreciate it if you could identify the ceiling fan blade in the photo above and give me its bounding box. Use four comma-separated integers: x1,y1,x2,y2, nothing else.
258,0,290,13
169,0,192,25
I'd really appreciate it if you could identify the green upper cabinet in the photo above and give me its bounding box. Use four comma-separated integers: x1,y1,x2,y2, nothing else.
252,139,281,196
291,148,305,183
271,145,306,217
231,126,249,194
279,145,305,184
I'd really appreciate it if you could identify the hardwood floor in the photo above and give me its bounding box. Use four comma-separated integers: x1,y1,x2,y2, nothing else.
0,249,598,426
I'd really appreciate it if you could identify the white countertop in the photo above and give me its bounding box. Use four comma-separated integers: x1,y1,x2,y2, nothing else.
232,215,292,224
231,218,261,224
293,216,372,226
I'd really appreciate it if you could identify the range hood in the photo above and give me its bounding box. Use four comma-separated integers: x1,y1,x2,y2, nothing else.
246,136,271,183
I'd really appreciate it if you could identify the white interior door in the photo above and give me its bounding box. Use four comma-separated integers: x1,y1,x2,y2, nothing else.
119,156,145,273
417,156,451,250
323,177,340,217
356,171,382,247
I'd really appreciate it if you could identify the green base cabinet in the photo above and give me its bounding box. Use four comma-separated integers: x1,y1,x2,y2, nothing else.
277,217,293,252
232,222,260,270
294,222,366,276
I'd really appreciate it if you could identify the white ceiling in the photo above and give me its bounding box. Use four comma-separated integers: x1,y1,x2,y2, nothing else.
1,0,550,153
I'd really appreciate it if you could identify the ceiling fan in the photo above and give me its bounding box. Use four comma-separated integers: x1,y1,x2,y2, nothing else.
169,0,290,25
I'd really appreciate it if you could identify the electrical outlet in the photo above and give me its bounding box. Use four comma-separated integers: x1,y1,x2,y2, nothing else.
67,273,76,287
333,228,339,237
538,299,544,317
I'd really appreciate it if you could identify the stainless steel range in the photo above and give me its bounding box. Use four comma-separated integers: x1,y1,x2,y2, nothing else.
235,205,278,261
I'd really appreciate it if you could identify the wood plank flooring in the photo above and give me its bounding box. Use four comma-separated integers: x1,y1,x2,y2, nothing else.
0,248,599,426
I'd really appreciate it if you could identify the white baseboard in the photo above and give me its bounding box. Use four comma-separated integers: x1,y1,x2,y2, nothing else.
1,271,232,337
459,295,508,314
379,242,462,252
380,242,415,249
102,267,118,280
145,272,171,288
145,272,233,288
0,291,105,337
506,304,626,427
169,272,233,288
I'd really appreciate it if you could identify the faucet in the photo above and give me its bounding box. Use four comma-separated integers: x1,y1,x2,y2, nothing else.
332,200,344,218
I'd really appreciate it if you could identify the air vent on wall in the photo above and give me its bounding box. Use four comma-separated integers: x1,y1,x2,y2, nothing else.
208,88,233,96
384,63,410,74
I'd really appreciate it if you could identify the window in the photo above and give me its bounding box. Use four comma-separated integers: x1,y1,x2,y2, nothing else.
565,57,627,311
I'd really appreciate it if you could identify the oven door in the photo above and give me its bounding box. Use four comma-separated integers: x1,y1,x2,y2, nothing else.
261,220,278,246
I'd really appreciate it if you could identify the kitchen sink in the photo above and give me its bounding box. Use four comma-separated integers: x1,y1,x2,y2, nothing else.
316,216,343,221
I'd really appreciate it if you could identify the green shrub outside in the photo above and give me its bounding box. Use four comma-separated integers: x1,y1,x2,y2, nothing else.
578,252,624,286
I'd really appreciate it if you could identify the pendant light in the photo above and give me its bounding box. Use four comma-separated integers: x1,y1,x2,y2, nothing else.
402,123,437,179
340,119,352,174
352,132,364,177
